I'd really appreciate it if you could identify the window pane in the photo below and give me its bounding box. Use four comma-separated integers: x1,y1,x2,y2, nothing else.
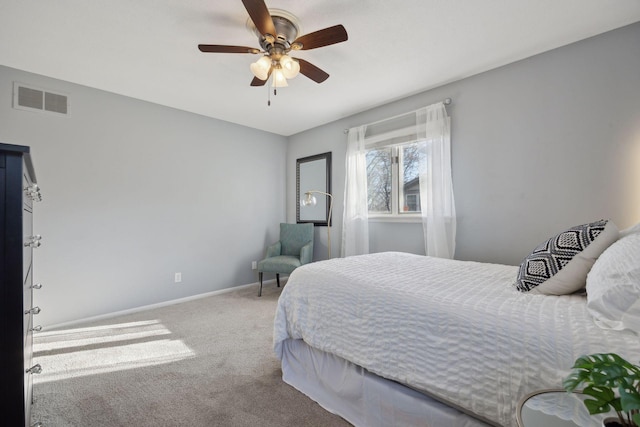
366,148,392,213
399,143,424,213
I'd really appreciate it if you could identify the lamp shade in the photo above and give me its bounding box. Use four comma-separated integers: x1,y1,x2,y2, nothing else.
250,56,272,81
272,68,288,87
301,192,317,207
280,55,300,79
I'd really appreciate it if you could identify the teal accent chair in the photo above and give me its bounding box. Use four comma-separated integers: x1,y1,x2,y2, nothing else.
257,223,314,296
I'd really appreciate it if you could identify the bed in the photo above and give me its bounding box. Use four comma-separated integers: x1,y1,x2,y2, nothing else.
273,222,640,427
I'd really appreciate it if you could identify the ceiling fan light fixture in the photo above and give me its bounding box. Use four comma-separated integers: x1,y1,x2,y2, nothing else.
250,55,272,80
280,55,300,79
272,68,288,87
198,1,348,89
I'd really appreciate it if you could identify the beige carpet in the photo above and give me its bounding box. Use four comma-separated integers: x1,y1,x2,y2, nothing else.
31,283,351,426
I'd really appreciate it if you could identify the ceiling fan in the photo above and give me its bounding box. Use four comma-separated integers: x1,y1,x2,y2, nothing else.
198,0,348,89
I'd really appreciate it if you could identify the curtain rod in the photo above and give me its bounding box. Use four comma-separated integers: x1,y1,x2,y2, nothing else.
342,98,452,134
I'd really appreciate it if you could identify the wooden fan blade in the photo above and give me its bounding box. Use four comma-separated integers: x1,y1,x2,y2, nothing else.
250,66,272,86
292,25,348,50
241,0,276,37
198,44,260,54
250,76,267,86
296,58,329,83
251,77,268,86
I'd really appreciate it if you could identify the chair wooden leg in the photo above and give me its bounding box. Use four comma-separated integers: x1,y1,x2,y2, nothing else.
258,272,263,297
276,273,280,288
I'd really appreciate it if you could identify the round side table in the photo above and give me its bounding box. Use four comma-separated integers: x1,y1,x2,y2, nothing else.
517,389,612,427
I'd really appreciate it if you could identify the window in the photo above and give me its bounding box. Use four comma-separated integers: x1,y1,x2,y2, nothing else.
366,147,392,213
344,102,455,258
366,140,425,217
405,194,419,212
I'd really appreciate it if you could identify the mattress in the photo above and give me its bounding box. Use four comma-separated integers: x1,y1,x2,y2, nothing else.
273,252,640,426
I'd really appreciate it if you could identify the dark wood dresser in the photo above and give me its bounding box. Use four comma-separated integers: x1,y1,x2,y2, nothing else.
0,143,43,427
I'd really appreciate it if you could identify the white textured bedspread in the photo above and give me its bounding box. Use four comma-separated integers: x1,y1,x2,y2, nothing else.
273,252,640,427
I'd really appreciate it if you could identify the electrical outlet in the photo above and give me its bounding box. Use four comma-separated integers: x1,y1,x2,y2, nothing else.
174,272,182,283
251,261,257,270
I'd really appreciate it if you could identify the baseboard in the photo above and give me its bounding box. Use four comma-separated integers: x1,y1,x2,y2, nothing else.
43,278,282,331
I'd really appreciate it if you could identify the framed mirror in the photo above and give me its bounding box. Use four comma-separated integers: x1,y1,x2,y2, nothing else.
296,152,332,226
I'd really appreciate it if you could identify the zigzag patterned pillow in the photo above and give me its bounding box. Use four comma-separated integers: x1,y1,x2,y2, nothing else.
515,219,619,295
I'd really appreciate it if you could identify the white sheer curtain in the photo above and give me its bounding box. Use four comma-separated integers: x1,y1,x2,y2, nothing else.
341,125,369,257
417,103,456,258
342,102,456,259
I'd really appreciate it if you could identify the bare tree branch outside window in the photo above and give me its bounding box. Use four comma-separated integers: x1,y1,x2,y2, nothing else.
366,142,425,214
366,148,392,212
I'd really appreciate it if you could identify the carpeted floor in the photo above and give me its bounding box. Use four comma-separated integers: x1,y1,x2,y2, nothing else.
31,283,351,426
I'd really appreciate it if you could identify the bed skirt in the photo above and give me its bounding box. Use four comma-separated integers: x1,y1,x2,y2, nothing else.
279,338,494,427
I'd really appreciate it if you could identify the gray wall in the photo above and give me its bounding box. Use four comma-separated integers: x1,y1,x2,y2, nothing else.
287,22,640,265
0,65,288,326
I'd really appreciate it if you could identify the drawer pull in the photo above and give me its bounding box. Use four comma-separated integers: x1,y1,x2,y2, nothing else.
30,325,43,332
24,235,42,248
25,306,41,315
24,184,40,193
26,364,42,375
31,283,43,289
25,184,42,202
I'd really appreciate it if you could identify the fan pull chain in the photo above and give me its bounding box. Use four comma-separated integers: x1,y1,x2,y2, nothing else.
267,75,278,106
273,73,278,99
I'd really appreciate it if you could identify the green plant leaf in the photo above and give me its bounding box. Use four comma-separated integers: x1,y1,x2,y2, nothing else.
563,370,589,392
582,385,622,414
619,383,640,411
564,353,640,425
565,354,640,388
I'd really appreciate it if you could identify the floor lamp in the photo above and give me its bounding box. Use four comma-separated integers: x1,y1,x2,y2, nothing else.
301,190,333,259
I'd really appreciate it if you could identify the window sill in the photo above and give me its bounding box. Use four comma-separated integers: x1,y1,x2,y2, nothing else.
368,215,422,224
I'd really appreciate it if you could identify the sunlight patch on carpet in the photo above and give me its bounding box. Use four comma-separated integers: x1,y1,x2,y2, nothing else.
33,320,195,383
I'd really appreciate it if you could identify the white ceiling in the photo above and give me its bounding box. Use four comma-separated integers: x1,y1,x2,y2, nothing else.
1,1,639,136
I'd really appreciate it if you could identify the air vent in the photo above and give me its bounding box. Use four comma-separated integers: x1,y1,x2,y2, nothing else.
13,82,69,115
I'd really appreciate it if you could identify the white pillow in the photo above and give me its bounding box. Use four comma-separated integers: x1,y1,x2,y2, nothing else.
619,221,640,238
514,219,619,295
586,232,640,334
